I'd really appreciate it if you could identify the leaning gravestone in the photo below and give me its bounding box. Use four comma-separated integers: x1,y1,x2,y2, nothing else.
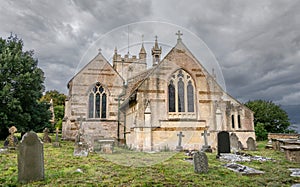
18,131,44,183
247,137,256,151
193,151,209,173
230,133,239,152
42,128,51,143
217,131,230,156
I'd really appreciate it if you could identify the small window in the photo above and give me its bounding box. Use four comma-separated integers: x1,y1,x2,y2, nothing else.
238,115,241,128
231,115,235,129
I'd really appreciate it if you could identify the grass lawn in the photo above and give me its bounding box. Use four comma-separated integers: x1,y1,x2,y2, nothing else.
0,134,299,186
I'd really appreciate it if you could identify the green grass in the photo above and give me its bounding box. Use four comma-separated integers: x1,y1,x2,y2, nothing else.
0,135,299,186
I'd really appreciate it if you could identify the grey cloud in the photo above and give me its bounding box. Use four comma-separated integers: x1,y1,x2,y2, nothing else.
0,0,299,109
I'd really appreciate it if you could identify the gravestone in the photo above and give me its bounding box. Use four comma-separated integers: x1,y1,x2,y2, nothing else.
246,137,256,151
217,131,230,156
42,128,51,143
176,132,184,151
18,131,44,183
74,142,89,157
52,127,61,147
4,126,18,149
230,133,239,152
193,151,208,173
238,141,244,150
73,116,88,156
201,129,212,153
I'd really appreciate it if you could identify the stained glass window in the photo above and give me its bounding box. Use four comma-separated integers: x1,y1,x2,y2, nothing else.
88,82,107,119
178,78,185,112
168,69,195,114
168,81,175,112
187,81,194,112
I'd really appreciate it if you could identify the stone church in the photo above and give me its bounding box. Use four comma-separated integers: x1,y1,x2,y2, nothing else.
62,31,255,151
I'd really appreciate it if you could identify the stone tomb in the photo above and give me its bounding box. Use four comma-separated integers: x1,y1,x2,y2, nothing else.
193,151,208,173
18,131,44,183
281,145,300,163
246,137,256,151
217,131,230,156
94,138,115,154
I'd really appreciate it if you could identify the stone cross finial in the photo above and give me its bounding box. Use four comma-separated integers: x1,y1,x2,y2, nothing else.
155,35,158,41
142,34,144,43
177,131,185,147
176,30,183,40
201,128,210,146
98,48,102,54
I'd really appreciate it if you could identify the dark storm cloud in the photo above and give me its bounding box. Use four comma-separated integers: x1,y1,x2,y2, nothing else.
151,0,300,105
0,0,152,93
0,0,299,107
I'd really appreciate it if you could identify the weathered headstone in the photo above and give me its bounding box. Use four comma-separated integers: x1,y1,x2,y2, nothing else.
74,142,89,157
238,141,244,150
193,151,209,173
73,116,88,156
217,131,230,156
230,133,239,152
246,137,256,151
4,126,18,149
201,129,212,153
176,131,184,151
42,128,51,143
52,127,61,147
18,131,44,183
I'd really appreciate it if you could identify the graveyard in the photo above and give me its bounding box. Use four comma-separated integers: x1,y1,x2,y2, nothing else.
0,132,300,186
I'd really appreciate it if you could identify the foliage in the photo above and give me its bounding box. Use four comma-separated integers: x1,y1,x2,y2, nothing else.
54,105,64,121
254,122,268,141
40,90,66,106
54,105,64,129
0,137,299,186
0,35,51,139
245,100,292,136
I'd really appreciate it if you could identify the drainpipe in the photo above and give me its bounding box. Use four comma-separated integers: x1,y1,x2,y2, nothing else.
117,81,126,144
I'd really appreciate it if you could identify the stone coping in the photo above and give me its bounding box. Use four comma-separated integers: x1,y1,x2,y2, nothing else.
281,145,300,150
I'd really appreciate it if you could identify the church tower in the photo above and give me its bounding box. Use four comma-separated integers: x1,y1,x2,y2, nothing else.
151,36,162,66
139,40,147,64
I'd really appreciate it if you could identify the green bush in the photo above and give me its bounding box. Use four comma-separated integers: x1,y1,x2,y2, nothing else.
255,122,268,141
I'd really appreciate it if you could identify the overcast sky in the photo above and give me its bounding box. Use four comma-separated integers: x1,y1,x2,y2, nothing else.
0,0,299,108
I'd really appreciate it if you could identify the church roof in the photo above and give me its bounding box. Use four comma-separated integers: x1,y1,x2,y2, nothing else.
67,50,124,88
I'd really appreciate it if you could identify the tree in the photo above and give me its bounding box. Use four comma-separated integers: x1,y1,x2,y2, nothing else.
245,100,293,140
40,90,66,129
40,90,66,106
0,35,51,139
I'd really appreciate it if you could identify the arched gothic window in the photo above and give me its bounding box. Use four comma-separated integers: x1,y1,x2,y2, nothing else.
88,82,107,119
168,69,195,113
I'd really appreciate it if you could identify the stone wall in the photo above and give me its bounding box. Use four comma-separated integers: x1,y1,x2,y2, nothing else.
268,133,300,140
